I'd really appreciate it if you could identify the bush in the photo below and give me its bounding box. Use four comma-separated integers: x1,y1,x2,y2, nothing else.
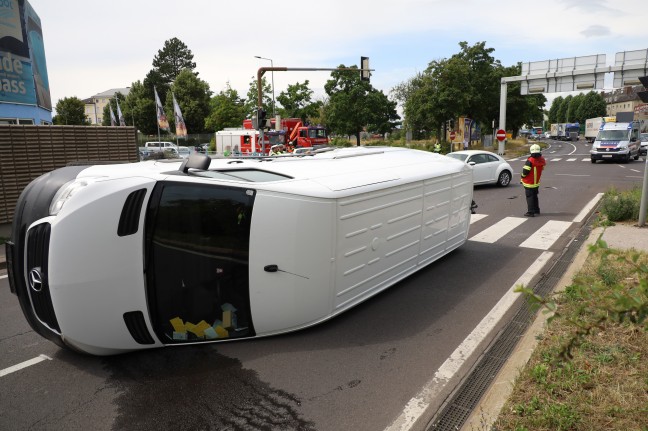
600,187,642,222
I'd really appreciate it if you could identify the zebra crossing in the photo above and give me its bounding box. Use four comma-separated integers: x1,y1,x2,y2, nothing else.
468,193,604,250
468,214,572,250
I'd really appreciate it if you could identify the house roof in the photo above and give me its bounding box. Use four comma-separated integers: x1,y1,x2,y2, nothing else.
89,87,131,99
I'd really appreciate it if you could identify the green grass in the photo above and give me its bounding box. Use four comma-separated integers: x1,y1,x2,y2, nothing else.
493,187,648,430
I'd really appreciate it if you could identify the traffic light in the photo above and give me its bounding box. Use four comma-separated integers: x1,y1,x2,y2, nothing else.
638,76,648,103
360,56,370,82
257,108,267,129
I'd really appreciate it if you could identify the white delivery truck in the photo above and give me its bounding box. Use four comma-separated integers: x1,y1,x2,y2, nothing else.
585,117,615,143
590,121,641,163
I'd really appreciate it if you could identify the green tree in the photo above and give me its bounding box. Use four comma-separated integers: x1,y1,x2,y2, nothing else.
324,65,397,145
568,93,585,123
101,92,127,126
557,95,572,122
365,89,400,137
164,69,212,134
125,80,158,135
205,82,247,132
52,96,89,125
276,80,321,122
576,91,607,121
244,76,272,118
548,96,564,124
152,37,197,88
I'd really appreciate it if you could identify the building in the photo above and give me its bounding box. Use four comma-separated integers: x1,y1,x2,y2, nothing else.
603,85,644,117
0,0,52,125
83,87,131,125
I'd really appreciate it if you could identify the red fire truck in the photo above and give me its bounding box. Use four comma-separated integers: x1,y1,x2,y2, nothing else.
243,117,329,150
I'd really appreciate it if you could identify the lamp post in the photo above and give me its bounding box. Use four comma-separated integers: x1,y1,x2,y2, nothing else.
254,55,275,117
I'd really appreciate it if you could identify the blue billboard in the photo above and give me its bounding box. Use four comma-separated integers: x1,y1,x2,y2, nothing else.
0,0,51,111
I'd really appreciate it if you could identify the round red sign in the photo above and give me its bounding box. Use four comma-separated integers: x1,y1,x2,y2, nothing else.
496,129,506,141
450,131,456,140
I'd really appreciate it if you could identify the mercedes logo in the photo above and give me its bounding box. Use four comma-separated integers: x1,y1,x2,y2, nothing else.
29,268,44,292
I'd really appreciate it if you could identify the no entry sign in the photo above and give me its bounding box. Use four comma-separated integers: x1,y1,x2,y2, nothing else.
450,131,456,140
496,129,506,141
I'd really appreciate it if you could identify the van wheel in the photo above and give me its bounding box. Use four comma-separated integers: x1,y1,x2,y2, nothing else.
591,158,596,164
634,153,639,160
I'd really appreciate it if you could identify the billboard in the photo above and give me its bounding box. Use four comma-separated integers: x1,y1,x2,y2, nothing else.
0,0,51,110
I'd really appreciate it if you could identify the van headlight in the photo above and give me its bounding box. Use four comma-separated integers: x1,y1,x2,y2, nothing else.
49,177,100,216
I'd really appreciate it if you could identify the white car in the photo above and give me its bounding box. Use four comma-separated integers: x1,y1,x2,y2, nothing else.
7,148,473,355
445,150,513,187
177,146,191,159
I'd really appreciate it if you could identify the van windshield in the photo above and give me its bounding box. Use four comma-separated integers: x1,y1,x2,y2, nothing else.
597,130,628,141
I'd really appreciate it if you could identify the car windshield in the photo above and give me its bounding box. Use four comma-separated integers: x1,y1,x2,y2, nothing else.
597,130,628,141
446,153,468,162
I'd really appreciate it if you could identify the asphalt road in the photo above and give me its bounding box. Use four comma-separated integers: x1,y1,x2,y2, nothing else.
1,139,645,431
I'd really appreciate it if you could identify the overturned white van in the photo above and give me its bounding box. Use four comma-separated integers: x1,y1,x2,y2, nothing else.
7,147,474,355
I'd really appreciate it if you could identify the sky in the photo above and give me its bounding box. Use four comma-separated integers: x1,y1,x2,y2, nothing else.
27,0,648,114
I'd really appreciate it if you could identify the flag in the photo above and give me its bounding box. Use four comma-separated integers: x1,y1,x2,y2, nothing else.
109,101,117,127
154,86,169,131
172,93,187,138
116,98,126,126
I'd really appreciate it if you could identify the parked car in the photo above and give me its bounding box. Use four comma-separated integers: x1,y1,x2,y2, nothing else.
640,133,648,156
445,150,513,187
177,146,191,159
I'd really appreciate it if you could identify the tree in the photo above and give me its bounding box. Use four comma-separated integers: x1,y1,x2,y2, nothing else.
365,89,400,137
152,37,197,88
576,91,607,121
324,65,399,145
205,82,247,132
164,69,212,134
52,97,89,125
568,93,585,123
548,96,564,124
125,80,157,135
276,80,321,122
557,95,572,123
244,76,272,118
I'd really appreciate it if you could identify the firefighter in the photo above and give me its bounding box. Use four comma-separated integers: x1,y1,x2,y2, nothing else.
520,144,546,217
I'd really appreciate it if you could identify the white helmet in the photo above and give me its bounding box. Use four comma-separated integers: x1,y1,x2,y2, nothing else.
530,144,541,154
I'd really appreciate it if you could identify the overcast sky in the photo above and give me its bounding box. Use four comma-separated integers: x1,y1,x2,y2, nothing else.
29,0,648,112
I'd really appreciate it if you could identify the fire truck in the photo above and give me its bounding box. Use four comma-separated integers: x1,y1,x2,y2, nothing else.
243,117,329,150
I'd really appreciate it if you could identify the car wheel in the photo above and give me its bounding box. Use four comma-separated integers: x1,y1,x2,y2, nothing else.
497,170,511,187
591,158,596,164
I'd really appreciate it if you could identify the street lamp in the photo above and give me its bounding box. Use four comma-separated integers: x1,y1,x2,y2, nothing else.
254,55,275,117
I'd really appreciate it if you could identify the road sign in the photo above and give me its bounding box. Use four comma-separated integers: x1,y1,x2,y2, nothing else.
496,129,506,141
450,131,456,140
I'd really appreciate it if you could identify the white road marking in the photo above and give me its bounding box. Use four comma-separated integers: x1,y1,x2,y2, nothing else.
469,217,526,243
0,274,7,280
573,193,603,223
384,251,554,431
519,220,573,250
469,214,488,224
0,355,52,378
550,158,562,161
582,158,590,161
567,158,576,161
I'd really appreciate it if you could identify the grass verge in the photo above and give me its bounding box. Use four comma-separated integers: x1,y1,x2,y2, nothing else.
492,188,648,430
